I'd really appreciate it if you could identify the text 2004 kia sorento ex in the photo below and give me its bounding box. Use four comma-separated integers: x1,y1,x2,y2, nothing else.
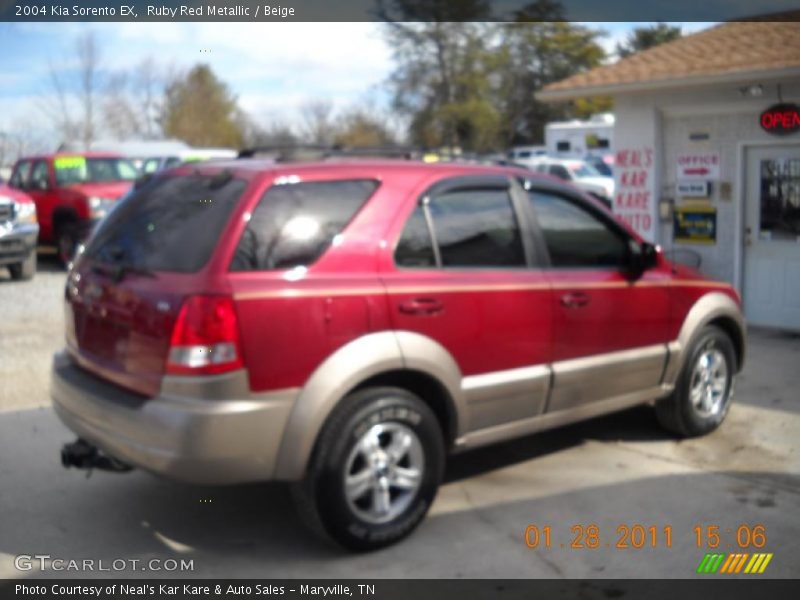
53,159,745,551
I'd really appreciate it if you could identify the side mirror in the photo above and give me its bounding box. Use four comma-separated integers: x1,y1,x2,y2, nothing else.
627,240,658,279
35,179,49,191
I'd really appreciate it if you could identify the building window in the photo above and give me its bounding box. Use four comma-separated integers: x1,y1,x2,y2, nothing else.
759,159,800,240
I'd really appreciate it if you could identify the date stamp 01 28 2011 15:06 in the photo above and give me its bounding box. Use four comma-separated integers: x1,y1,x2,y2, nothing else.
523,523,768,551
522,523,775,574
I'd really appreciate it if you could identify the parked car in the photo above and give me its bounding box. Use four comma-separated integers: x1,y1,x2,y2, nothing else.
584,154,614,177
140,148,238,174
0,183,38,280
8,153,137,264
58,140,193,174
507,145,547,164
53,159,745,551
528,157,615,207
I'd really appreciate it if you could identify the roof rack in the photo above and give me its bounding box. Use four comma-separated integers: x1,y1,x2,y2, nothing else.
237,144,425,161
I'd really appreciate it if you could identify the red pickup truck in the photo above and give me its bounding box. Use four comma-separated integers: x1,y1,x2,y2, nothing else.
8,153,137,264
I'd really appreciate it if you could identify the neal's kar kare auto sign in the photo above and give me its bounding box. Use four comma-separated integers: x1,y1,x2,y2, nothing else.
614,147,655,241
760,103,800,136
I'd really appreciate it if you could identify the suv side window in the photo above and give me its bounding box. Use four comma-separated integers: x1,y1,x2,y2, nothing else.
528,190,628,268
10,161,32,189
395,206,436,268
231,179,378,271
30,160,50,190
396,187,525,268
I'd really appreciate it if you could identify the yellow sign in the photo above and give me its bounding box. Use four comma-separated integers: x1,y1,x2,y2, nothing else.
54,156,87,170
674,203,716,245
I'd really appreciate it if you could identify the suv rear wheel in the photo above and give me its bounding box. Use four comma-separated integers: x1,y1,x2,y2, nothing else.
656,325,736,437
293,387,444,551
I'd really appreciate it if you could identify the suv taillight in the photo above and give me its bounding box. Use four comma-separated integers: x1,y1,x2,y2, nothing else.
166,295,244,375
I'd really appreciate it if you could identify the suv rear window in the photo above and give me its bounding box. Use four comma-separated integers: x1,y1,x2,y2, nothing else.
231,179,378,271
84,172,246,273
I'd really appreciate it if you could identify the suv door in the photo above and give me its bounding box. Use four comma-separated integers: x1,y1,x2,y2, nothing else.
522,184,671,412
382,175,553,432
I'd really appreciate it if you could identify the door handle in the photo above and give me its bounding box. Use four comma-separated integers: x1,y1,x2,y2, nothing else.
560,292,590,308
398,298,444,316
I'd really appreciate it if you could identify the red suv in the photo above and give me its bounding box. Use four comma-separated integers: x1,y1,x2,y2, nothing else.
9,153,137,264
52,159,745,550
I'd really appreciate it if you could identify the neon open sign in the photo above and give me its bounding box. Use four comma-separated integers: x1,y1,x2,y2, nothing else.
760,103,800,135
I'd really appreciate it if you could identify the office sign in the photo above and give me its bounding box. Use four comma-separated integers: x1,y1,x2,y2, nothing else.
677,152,720,180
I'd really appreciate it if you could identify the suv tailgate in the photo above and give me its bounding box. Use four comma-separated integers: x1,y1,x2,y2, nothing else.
65,171,248,396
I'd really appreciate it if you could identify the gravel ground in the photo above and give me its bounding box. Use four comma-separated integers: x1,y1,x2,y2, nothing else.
0,254,67,413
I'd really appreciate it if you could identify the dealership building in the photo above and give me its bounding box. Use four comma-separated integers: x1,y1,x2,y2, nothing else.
539,20,800,331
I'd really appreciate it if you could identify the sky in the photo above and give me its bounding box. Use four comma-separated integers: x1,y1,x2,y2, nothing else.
0,21,714,149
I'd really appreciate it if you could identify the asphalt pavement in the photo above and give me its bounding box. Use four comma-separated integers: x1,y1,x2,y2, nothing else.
1,258,798,579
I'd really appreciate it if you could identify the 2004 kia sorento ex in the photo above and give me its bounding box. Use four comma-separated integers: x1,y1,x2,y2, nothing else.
52,159,745,551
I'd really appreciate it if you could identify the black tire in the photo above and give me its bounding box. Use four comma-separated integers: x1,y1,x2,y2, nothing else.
292,387,445,551
55,224,78,267
8,252,36,281
655,325,737,437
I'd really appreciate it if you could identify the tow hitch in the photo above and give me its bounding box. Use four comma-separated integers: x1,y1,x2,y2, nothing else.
61,439,133,473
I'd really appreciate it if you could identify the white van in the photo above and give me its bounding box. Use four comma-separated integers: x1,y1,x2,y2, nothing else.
545,113,614,159
507,145,547,165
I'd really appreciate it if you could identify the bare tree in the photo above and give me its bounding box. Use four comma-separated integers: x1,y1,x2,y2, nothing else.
41,60,80,143
40,32,102,149
103,72,141,140
134,57,161,138
243,116,299,148
102,58,167,140
77,33,100,149
299,99,336,144
333,101,397,147
0,119,49,167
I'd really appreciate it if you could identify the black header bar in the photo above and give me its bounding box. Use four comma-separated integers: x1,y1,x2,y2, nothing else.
2,0,800,22
2,579,800,600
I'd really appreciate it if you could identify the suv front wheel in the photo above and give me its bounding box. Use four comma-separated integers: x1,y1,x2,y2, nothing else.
293,387,445,551
656,325,737,437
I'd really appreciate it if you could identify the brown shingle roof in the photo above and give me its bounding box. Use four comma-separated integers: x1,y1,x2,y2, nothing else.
539,21,800,100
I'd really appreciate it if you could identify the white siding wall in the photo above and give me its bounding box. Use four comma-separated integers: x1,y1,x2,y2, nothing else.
612,79,800,285
610,95,660,243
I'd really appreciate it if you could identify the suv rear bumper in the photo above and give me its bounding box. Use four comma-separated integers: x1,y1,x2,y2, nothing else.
0,222,38,266
51,351,298,484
